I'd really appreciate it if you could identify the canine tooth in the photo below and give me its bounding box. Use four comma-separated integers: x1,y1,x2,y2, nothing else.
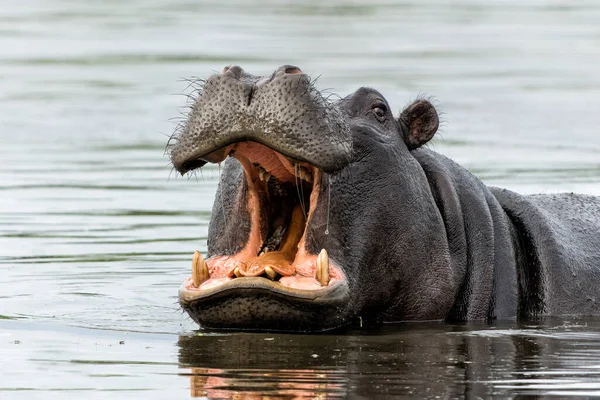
264,266,277,280
316,249,330,286
192,250,209,287
234,267,243,278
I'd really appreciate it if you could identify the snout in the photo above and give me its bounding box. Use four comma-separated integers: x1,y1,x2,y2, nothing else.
169,64,352,175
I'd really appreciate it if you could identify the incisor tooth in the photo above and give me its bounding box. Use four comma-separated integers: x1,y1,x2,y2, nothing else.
316,249,330,286
264,266,277,280
192,250,209,287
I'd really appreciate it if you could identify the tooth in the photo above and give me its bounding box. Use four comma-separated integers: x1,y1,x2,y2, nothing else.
316,249,330,286
264,266,277,280
234,267,243,278
300,168,308,181
296,166,313,183
257,167,271,183
192,250,209,287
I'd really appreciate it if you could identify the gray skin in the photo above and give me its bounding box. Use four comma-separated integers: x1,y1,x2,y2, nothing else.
170,65,600,332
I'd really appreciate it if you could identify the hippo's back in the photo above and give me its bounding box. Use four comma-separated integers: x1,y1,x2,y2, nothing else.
491,188,600,316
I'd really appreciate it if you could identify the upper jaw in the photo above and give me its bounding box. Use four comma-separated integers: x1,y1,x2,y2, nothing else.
168,65,352,175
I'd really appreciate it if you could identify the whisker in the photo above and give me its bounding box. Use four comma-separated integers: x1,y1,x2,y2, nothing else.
218,163,233,252
295,164,307,220
325,174,331,235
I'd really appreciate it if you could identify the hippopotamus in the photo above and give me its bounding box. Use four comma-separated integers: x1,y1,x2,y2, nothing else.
169,65,600,332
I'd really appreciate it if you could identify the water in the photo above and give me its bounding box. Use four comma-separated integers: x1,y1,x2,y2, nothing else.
1,0,599,397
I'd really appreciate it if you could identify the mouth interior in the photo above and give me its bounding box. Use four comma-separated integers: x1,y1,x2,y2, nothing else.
183,141,343,296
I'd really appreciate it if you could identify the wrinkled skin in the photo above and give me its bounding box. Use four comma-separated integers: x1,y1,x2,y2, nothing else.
169,65,600,332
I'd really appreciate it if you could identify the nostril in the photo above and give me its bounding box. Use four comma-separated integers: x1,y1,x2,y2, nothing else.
284,66,302,75
273,65,303,80
223,65,243,79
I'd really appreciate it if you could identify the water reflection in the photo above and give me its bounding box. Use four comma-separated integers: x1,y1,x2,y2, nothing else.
177,319,600,398
186,368,343,399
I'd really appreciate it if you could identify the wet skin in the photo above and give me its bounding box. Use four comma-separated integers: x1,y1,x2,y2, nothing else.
169,65,600,332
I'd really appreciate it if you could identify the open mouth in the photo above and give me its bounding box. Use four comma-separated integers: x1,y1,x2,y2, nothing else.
179,141,346,305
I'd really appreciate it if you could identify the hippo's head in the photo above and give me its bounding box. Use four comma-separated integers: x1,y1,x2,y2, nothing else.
170,65,449,332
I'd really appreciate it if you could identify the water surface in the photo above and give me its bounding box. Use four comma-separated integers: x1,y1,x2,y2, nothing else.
1,0,600,398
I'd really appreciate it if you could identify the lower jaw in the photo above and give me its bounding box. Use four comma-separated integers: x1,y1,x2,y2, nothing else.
179,278,350,332
178,254,349,331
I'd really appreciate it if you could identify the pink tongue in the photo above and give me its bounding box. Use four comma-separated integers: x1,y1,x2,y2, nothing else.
238,263,266,277
236,259,296,277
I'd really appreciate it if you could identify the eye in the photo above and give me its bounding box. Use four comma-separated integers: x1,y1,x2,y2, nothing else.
372,103,387,121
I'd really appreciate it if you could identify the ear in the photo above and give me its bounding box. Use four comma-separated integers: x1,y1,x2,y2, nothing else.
398,99,439,150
